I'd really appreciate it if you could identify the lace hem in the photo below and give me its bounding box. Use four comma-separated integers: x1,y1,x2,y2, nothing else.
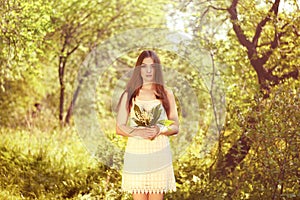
123,187,176,194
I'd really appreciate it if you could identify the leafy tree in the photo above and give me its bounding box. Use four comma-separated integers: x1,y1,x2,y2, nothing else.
0,0,55,126
176,0,299,173
213,0,299,177
45,0,170,125
0,0,170,126
166,0,300,198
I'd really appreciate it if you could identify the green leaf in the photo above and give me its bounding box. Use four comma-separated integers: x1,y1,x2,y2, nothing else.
133,104,142,119
158,119,174,127
133,118,146,126
149,104,162,126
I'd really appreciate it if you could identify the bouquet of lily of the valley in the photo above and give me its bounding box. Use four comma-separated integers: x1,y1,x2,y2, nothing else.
132,104,174,128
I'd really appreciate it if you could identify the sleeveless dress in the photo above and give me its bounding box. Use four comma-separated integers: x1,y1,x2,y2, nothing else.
122,98,176,194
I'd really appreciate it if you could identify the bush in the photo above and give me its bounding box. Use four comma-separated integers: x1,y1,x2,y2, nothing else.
0,127,123,199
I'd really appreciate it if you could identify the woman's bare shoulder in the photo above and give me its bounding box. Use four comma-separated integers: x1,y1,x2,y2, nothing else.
165,88,174,97
120,91,129,100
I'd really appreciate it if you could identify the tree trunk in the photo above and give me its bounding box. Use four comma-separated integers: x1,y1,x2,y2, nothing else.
59,56,67,124
65,80,81,124
214,128,252,177
65,70,91,124
213,0,297,177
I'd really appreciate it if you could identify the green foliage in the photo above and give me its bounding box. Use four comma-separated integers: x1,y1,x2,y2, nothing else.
0,0,171,127
164,1,300,199
0,127,122,199
0,0,54,89
131,103,174,128
0,0,299,199
0,0,56,126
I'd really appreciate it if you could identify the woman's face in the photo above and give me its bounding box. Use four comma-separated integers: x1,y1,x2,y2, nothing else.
140,57,155,83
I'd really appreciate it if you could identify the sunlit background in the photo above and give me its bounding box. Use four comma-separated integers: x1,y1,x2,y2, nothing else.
0,0,299,199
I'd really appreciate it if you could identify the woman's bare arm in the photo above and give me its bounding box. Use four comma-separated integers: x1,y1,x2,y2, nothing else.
160,89,179,136
116,92,135,137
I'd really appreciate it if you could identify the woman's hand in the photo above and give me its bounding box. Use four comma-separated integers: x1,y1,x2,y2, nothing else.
131,125,160,140
148,125,160,140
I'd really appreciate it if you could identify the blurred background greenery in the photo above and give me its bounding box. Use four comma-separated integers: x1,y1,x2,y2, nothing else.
0,0,299,199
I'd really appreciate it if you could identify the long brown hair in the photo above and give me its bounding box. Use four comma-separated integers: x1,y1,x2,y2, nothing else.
119,50,170,116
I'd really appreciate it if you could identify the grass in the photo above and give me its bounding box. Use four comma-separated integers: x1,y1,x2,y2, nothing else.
2,120,298,199
0,126,124,199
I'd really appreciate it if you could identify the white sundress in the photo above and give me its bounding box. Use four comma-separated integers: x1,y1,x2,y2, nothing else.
122,98,176,194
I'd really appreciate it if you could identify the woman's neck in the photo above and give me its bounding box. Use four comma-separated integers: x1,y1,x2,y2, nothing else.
141,82,155,90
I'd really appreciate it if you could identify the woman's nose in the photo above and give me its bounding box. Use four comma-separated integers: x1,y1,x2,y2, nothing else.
146,65,152,72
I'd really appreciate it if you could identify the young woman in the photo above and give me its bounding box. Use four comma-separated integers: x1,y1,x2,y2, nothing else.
116,50,179,200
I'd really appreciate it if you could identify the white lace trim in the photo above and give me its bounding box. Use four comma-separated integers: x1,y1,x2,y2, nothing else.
122,165,176,194
124,187,176,194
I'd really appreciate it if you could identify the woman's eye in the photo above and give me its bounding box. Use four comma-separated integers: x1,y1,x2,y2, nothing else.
140,64,156,68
